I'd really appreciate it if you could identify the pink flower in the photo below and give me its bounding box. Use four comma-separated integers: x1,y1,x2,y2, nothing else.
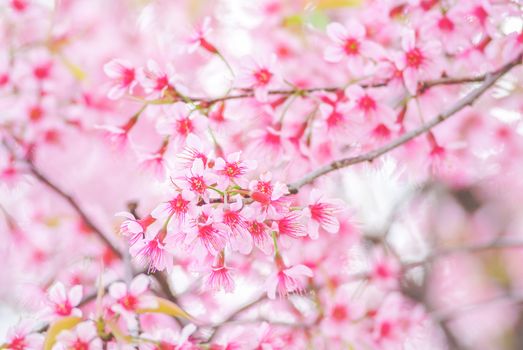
502,31,523,61
187,16,218,54
237,54,278,102
174,158,218,200
244,207,273,255
396,30,441,95
249,172,290,219
138,325,196,350
272,212,307,240
221,197,253,254
45,282,83,318
266,263,313,299
204,254,235,293
344,85,395,122
103,59,137,100
371,249,400,290
214,151,256,189
4,320,44,350
185,205,228,258
109,274,158,315
115,212,156,246
151,190,196,225
53,321,102,350
324,21,384,75
137,59,178,98
303,189,344,239
130,229,174,273
156,103,207,147
176,134,212,169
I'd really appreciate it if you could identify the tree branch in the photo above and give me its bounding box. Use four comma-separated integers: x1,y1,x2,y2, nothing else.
287,54,523,194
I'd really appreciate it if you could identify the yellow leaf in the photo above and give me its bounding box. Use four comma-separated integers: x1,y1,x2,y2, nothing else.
59,55,87,81
44,317,82,350
137,297,194,321
316,0,363,9
106,319,133,343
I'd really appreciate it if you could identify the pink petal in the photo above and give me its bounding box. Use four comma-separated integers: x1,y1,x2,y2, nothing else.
326,22,348,43
130,274,149,295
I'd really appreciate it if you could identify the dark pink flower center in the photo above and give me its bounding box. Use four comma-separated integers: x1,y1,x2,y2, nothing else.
188,176,206,194
405,48,424,68
344,38,360,55
438,16,454,32
176,118,193,135
119,294,138,311
55,301,73,316
254,68,272,85
331,305,348,322
358,95,376,111
8,337,26,350
72,340,89,350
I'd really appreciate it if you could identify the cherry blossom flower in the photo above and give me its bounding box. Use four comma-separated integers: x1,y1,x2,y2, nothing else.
185,205,228,258
116,212,156,246
103,59,137,100
324,21,384,75
4,320,44,350
396,30,441,95
109,274,158,315
176,134,212,169
137,59,178,98
43,282,83,319
151,189,196,225
138,324,197,350
237,54,278,102
266,263,313,299
187,16,217,54
221,196,252,254
303,189,344,239
174,158,218,200
53,321,103,350
213,151,256,189
249,172,290,219
204,253,235,293
345,85,395,123
156,103,207,147
130,229,175,273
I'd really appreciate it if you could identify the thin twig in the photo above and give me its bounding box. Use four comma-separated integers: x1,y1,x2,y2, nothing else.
287,54,523,193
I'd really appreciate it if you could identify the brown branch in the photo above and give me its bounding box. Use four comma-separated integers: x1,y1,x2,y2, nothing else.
25,161,123,259
287,53,523,194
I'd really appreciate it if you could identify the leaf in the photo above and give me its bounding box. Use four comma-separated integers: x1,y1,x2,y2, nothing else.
59,55,87,81
44,316,82,350
316,0,363,9
106,319,133,343
136,296,194,321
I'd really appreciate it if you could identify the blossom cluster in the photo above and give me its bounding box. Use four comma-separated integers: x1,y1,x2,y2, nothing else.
1,0,523,349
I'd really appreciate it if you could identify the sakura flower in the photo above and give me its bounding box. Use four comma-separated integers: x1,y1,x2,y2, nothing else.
44,282,83,319
324,21,384,75
151,190,196,229
249,172,291,219
221,196,252,254
103,59,137,100
109,274,158,315
94,113,140,149
156,103,207,147
272,212,307,240
204,252,235,293
116,212,156,246
344,85,395,122
130,229,174,273
137,59,178,98
237,54,278,102
187,16,218,54
214,151,256,189
174,158,217,200
370,249,401,290
185,205,228,258
4,320,44,350
396,30,441,95
138,138,170,179
243,207,273,255
303,189,344,239
176,133,212,169
266,263,313,299
53,321,102,350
